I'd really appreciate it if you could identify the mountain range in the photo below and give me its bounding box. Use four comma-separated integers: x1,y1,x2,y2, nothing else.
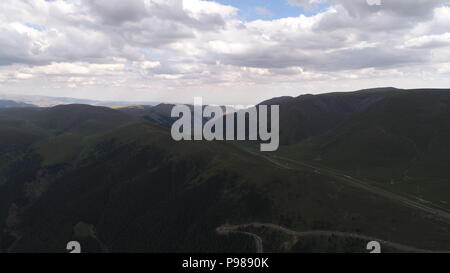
0,94,159,108
0,88,449,253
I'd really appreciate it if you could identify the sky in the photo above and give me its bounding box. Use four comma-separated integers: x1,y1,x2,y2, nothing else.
1,0,450,105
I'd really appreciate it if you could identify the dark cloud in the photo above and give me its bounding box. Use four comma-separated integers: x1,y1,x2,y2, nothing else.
84,0,148,25
290,0,448,18
213,43,426,72
338,0,446,18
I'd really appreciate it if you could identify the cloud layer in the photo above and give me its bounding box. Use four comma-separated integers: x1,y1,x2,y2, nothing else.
1,0,450,104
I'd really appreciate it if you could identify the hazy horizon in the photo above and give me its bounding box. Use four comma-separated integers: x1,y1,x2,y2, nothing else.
0,85,402,105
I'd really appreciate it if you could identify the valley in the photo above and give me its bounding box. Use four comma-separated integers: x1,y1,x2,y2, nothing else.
0,88,450,253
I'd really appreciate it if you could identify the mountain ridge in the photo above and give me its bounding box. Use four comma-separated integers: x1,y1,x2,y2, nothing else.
1,87,450,252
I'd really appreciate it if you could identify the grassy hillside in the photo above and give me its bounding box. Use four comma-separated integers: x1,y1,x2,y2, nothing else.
278,89,450,211
0,101,449,253
117,104,176,129
260,87,400,145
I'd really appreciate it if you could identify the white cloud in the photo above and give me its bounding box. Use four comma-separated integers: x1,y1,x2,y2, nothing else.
0,0,449,104
404,33,450,48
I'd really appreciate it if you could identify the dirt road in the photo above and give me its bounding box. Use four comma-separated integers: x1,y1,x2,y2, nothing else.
217,222,450,253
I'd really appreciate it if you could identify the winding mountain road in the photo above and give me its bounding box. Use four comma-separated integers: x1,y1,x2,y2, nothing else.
223,146,450,253
217,226,264,253
216,222,450,253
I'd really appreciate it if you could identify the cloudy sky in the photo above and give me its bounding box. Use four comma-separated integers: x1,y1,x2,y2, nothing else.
1,0,450,104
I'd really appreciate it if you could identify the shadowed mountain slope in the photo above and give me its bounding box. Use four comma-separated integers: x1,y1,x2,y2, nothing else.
0,102,449,252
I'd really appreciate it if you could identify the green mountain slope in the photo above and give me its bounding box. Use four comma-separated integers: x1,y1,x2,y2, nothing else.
260,87,400,145
278,89,450,211
0,101,449,253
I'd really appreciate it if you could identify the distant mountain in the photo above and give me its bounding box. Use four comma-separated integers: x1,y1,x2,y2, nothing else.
0,94,159,108
117,103,176,128
118,103,237,129
0,100,36,109
1,91,450,253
